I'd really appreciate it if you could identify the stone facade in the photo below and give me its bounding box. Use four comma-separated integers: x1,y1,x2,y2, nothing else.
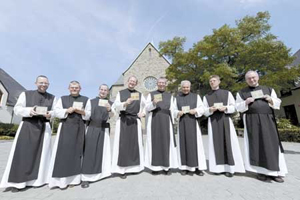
110,43,170,100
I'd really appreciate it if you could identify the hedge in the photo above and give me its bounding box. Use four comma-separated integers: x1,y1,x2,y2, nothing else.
236,128,300,143
0,123,19,136
278,129,300,143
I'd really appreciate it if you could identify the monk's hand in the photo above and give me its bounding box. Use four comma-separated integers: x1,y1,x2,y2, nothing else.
106,103,111,112
44,111,51,119
209,106,218,113
66,107,75,114
178,111,184,117
138,112,145,118
189,109,197,115
152,98,159,106
245,97,255,105
218,106,227,112
264,95,273,104
30,106,38,116
125,98,133,106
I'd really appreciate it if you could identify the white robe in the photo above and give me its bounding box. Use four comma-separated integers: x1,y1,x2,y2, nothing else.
111,92,145,174
173,94,207,171
48,98,91,189
0,92,56,189
203,92,245,174
144,94,178,171
236,88,288,176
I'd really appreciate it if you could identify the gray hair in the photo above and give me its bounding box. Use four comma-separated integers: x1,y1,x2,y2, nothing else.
157,77,167,83
69,80,81,87
99,84,109,90
245,70,259,79
181,80,191,87
127,75,138,84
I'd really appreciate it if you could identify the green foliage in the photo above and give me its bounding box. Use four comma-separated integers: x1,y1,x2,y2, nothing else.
159,11,300,96
0,136,14,140
51,118,60,134
278,129,300,143
0,123,19,136
276,118,299,129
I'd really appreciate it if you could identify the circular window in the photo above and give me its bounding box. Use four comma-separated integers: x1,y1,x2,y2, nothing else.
143,76,157,91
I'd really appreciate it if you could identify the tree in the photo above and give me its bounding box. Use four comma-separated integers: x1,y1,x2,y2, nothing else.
159,11,300,96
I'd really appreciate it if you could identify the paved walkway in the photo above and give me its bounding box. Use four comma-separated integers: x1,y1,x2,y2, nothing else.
0,135,300,200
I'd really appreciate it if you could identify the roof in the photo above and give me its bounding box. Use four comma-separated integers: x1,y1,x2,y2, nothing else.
0,68,26,106
113,75,124,86
291,49,300,67
123,42,170,75
111,42,170,87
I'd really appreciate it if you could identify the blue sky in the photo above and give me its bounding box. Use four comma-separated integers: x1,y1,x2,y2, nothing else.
1,0,299,98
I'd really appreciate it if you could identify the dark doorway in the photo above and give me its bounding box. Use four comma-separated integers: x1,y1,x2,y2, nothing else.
283,105,299,125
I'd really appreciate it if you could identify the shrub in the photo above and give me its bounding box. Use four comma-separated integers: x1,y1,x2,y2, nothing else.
276,118,299,129
278,129,300,143
51,118,60,134
0,123,19,136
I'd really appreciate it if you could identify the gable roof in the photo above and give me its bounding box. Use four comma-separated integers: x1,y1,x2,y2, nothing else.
290,49,300,67
0,68,26,106
111,43,170,87
123,42,170,75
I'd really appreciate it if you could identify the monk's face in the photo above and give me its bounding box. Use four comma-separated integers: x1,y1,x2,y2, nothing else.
181,83,191,94
209,78,220,90
35,77,49,93
69,83,81,96
157,79,167,91
127,77,137,90
99,85,109,98
246,72,259,87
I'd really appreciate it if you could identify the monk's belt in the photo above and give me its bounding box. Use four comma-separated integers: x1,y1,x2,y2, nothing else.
89,121,110,128
119,112,139,118
22,117,50,123
152,108,170,115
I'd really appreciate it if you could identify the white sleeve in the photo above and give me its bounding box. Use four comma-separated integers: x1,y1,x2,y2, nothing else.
145,94,156,112
269,89,281,110
112,92,126,114
203,96,213,117
13,92,32,117
235,93,248,113
139,94,146,115
82,99,91,120
173,98,180,119
49,97,57,119
109,102,116,118
170,96,175,123
224,92,236,114
54,98,68,119
195,95,205,118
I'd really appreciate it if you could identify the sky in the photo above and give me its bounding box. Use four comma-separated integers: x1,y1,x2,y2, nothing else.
0,0,299,98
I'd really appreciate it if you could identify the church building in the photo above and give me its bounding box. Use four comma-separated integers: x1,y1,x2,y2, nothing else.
110,43,170,100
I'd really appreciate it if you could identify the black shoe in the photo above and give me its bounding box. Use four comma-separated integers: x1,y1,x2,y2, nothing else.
164,170,171,176
152,171,159,175
225,172,233,178
11,187,19,193
180,170,188,176
120,174,127,179
195,170,204,176
81,181,89,188
270,176,284,183
257,174,270,182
